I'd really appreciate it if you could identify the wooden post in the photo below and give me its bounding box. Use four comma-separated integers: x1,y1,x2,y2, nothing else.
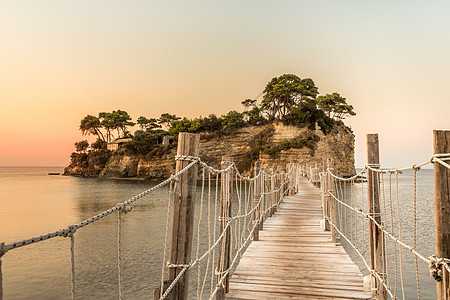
270,175,276,217
253,161,261,241
314,163,318,186
366,134,387,300
322,158,330,231
328,159,337,243
216,156,233,299
434,130,450,300
280,173,285,204
259,171,264,230
167,132,200,300
274,174,278,213
0,257,3,300
287,163,294,196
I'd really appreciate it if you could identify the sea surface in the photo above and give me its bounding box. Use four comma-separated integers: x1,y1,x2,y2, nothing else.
0,166,439,299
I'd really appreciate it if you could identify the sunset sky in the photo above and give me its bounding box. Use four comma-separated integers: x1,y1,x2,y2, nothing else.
1,1,449,168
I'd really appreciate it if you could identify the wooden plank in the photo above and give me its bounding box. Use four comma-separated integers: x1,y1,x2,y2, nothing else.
226,176,369,299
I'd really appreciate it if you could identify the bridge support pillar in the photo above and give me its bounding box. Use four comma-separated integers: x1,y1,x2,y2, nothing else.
270,175,276,217
322,158,331,231
166,132,200,300
328,159,337,243
216,156,234,299
366,134,387,300
252,162,261,241
434,130,450,300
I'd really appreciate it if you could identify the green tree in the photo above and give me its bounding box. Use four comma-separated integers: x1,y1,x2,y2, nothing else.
158,113,181,131
282,99,335,134
91,138,107,150
99,112,115,142
137,116,150,130
221,111,244,134
99,110,135,140
244,106,266,125
261,74,319,120
137,116,161,131
202,114,222,132
79,115,105,142
241,99,257,110
317,93,356,120
123,130,160,154
112,110,135,137
74,140,89,153
168,118,192,135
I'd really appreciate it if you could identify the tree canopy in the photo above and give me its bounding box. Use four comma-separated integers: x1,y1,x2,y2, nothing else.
74,140,89,153
75,74,355,155
317,93,356,120
261,74,319,120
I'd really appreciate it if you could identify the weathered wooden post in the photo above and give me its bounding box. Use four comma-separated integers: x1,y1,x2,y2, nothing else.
287,163,294,196
259,171,264,230
280,172,285,205
314,163,318,186
0,255,3,300
328,158,337,243
216,156,233,299
434,130,450,300
366,134,387,300
166,132,200,300
322,158,330,231
270,175,276,217
253,161,261,241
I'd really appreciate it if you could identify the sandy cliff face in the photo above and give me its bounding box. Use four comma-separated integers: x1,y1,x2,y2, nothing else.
64,123,355,179
260,123,355,176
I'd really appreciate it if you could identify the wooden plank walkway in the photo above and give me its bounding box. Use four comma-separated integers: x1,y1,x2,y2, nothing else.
226,176,370,300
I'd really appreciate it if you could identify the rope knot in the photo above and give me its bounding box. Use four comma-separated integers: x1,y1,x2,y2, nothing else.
175,155,199,162
367,164,380,168
0,242,8,257
429,255,443,282
169,174,179,183
63,225,77,238
117,203,132,214
412,165,421,171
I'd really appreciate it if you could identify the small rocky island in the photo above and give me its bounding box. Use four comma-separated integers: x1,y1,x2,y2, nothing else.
64,74,356,179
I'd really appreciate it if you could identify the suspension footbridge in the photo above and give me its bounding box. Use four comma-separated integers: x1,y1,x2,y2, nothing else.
226,176,368,299
1,131,450,300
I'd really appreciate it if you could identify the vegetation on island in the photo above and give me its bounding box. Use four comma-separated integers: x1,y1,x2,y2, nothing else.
70,74,355,172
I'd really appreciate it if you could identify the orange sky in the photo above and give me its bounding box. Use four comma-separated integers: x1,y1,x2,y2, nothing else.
1,1,449,168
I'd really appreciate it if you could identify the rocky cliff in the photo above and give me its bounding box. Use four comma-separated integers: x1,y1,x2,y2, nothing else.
64,123,355,179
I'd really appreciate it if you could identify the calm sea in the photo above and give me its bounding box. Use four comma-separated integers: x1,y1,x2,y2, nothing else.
0,166,438,299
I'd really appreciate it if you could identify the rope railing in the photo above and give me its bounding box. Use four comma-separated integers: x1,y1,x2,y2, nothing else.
302,151,450,300
0,137,298,300
157,158,294,300
4,129,447,300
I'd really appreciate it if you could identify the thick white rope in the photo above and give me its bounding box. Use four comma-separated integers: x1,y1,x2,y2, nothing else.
395,171,405,300
413,168,421,299
195,168,206,300
159,180,173,299
61,225,77,300
117,204,131,300
199,171,212,299
327,191,432,265
2,159,198,253
388,172,399,297
209,184,287,300
159,162,288,300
